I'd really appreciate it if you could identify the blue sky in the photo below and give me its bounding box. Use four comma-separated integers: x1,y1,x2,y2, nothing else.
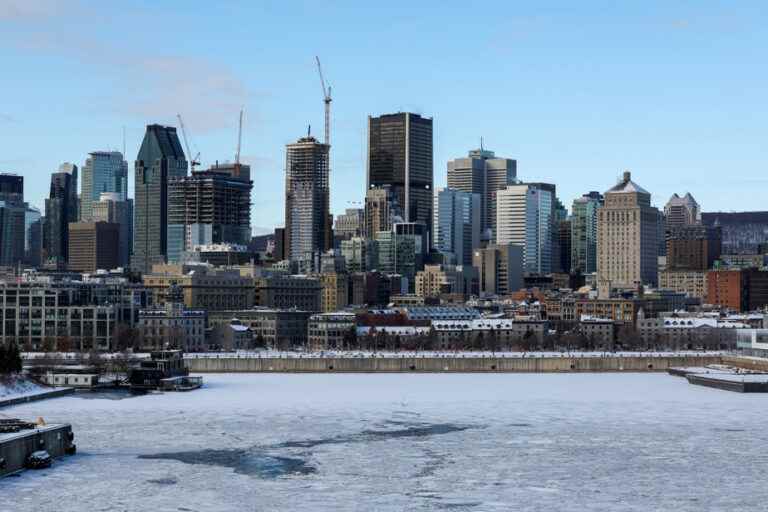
1,0,766,234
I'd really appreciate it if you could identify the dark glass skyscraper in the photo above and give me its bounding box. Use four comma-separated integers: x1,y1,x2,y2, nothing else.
132,124,187,273
0,173,25,266
43,164,78,267
367,113,433,246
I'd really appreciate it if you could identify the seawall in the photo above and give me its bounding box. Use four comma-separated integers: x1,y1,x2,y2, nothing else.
0,388,75,409
187,354,723,373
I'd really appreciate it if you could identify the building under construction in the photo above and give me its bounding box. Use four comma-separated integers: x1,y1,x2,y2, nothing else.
284,135,331,261
167,163,252,262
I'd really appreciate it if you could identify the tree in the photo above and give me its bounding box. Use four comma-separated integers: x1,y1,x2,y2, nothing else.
56,336,73,353
0,344,8,374
255,332,266,348
342,326,357,351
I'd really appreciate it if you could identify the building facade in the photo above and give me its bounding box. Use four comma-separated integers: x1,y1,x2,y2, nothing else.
367,113,433,245
132,125,188,274
68,221,120,273
43,164,78,267
80,151,128,221
570,191,603,274
472,244,524,297
496,183,556,274
91,193,133,267
597,172,660,290
0,174,25,267
446,148,517,239
434,187,481,266
284,135,331,261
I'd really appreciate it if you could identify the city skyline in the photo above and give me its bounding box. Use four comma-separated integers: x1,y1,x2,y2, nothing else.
1,1,766,233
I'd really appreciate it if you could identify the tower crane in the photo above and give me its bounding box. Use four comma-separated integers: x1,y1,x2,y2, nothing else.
315,56,332,146
176,114,200,172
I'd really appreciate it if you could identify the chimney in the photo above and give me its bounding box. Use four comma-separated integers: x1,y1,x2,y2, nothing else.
623,171,631,183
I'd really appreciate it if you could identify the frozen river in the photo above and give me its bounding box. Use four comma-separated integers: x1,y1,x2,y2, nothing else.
3,373,768,511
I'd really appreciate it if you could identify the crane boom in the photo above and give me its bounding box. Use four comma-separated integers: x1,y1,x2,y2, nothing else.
315,56,332,146
176,114,200,172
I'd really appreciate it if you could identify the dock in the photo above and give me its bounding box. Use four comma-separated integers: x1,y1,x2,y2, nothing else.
0,420,76,477
685,374,768,393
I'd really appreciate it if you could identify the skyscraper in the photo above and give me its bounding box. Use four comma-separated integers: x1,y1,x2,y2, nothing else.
68,221,120,273
284,134,330,261
167,165,252,262
570,191,603,274
597,171,660,290
364,186,401,238
132,125,187,273
473,244,524,297
434,187,481,266
447,148,517,239
24,204,42,267
92,192,133,267
367,113,433,245
80,151,128,221
664,193,699,228
43,164,78,267
496,183,556,274
0,174,25,266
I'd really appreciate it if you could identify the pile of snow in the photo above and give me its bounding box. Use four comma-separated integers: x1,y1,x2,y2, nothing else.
0,376,48,400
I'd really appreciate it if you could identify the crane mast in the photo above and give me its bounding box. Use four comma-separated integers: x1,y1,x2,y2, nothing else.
235,108,243,165
315,56,332,146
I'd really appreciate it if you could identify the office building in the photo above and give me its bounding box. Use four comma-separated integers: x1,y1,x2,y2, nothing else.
364,186,401,238
415,264,477,299
132,125,187,274
333,208,364,241
556,218,572,274
143,263,253,311
597,172,660,290
340,237,376,273
24,205,42,267
570,191,603,274
496,183,556,274
284,134,331,261
701,211,768,255
0,174,25,266
80,151,128,221
447,148,517,240
473,243,523,297
68,221,120,273
367,112,433,245
434,187,481,266
167,166,252,262
373,230,416,285
91,193,133,268
706,269,768,312
664,193,700,228
43,163,78,267
666,225,722,271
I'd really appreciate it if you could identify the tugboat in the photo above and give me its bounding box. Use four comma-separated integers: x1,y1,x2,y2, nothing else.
128,350,200,392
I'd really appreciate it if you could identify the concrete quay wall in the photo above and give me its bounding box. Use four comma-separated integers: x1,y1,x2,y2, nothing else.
187,355,722,373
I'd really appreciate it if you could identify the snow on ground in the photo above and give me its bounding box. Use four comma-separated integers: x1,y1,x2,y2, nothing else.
0,376,51,401
3,373,768,511
185,349,725,359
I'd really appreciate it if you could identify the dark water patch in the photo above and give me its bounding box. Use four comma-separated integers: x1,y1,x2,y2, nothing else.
508,423,532,428
73,389,137,401
275,423,472,450
146,477,177,485
438,502,483,510
139,449,316,478
714,428,746,432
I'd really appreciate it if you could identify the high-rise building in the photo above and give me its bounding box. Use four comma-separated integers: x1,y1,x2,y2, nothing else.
43,164,78,267
132,125,187,273
284,135,330,261
556,218,572,274
496,183,556,274
333,208,364,241
367,113,433,245
597,171,660,290
701,212,768,255
0,174,25,266
92,192,133,267
373,230,416,284
340,237,376,273
666,225,722,271
664,193,699,228
80,151,128,221
570,191,603,274
364,186,401,238
167,165,252,262
68,221,120,273
24,205,42,267
434,187,481,266
472,243,524,297
447,148,517,240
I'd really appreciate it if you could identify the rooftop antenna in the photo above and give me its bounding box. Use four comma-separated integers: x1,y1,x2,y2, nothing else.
308,124,311,137
122,126,126,157
480,136,484,151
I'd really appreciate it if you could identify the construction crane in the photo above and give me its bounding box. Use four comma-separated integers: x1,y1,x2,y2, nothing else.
235,108,243,165
315,56,332,146
176,114,200,172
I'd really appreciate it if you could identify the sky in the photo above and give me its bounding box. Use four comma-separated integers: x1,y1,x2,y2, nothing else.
1,0,766,235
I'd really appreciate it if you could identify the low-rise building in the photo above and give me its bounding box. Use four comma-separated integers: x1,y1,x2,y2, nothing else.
307,311,357,350
317,272,349,313
414,264,477,299
432,318,547,349
659,270,707,299
137,302,206,352
207,308,312,349
577,315,615,344
143,263,254,311
256,274,322,312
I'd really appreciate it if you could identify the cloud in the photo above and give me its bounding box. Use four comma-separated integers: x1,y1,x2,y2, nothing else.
4,4,250,135
0,113,17,123
0,0,67,20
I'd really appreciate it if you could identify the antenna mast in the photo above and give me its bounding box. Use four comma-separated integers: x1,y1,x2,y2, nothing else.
235,108,243,165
